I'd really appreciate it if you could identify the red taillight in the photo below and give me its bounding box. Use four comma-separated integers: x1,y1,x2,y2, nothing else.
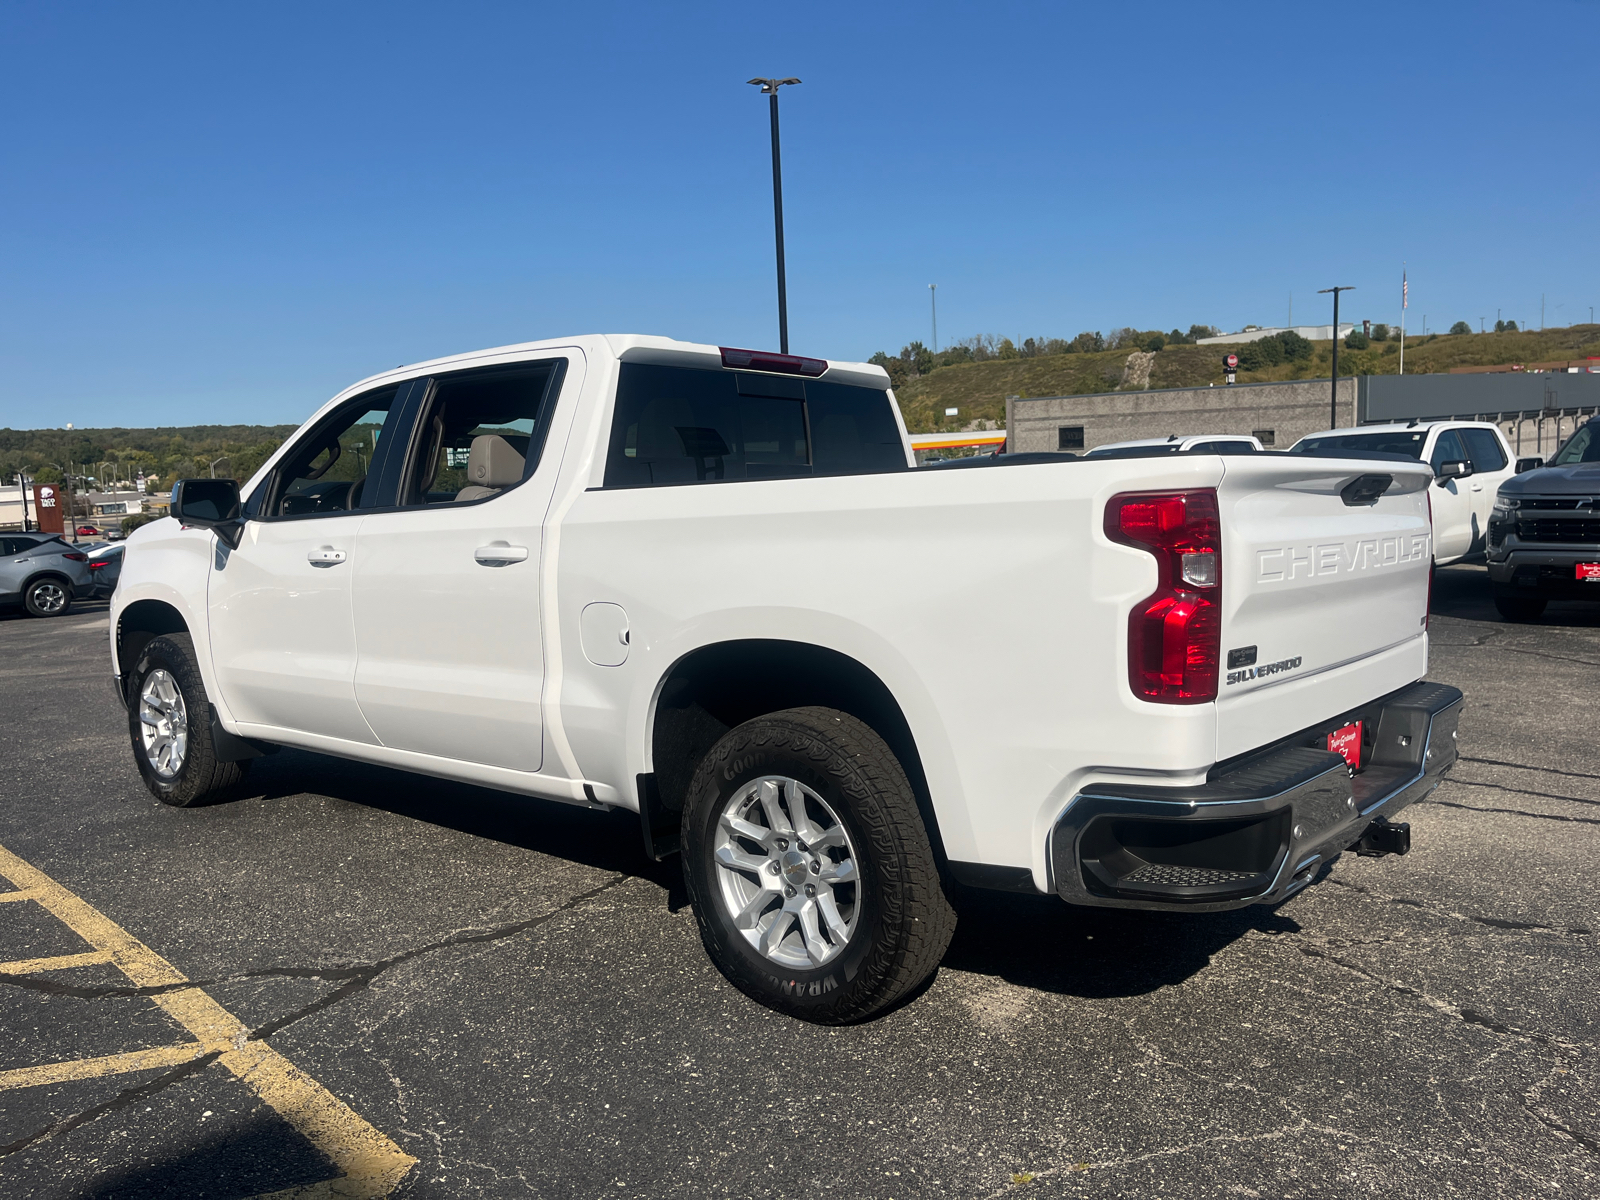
88,560,108,570
62,552,87,562
1105,489,1221,703
719,346,829,377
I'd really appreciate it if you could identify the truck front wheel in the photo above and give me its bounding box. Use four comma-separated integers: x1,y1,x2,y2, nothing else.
1494,594,1547,622
126,633,248,806
681,707,955,1023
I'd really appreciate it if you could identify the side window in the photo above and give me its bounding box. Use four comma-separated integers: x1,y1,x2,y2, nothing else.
267,387,400,518
1461,429,1508,472
1429,430,1466,471
604,364,906,488
0,537,19,556
397,360,564,506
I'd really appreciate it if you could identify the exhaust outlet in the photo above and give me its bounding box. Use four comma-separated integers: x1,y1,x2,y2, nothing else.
1355,816,1411,858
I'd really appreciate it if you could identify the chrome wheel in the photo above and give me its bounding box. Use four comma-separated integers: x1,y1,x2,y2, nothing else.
713,775,860,969
29,581,67,614
138,669,188,778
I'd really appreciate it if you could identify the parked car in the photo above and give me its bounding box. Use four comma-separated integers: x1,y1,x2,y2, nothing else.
112,334,1460,1023
1289,421,1517,565
1085,434,1264,457
1486,415,1600,620
1,533,92,616
85,542,124,599
77,525,102,536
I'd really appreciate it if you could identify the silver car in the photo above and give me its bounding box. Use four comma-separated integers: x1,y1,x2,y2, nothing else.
1,534,93,617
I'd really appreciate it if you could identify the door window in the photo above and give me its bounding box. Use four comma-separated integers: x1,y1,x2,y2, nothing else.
265,387,401,518
604,364,907,488
397,361,566,506
1429,430,1467,471
1460,429,1507,472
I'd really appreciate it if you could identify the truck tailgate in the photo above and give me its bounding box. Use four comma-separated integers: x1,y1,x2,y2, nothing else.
1215,456,1434,760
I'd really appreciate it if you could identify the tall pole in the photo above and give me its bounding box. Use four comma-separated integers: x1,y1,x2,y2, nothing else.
929,284,938,352
748,78,800,354
1319,286,1355,428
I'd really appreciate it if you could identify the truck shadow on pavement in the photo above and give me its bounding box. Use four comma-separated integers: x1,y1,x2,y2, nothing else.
230,748,1299,1004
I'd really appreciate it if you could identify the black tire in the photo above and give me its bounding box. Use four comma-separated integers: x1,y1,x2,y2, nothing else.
681,707,956,1023
1494,594,1547,622
126,633,247,807
23,576,73,618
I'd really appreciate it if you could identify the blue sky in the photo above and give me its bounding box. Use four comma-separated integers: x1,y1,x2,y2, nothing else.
3,1,1596,429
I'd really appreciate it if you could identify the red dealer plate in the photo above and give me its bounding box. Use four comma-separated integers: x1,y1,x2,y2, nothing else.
1577,563,1600,582
1327,720,1363,770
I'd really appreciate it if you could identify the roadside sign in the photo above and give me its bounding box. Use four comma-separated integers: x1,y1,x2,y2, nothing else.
33,484,65,534
1224,354,1239,369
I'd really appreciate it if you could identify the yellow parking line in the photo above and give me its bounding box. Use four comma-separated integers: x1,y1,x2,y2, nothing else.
0,888,41,902
0,843,417,1199
0,1042,212,1091
0,949,115,974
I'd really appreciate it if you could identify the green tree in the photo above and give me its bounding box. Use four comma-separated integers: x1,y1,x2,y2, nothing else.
1344,330,1370,350
1187,324,1220,341
1069,331,1104,353
1448,320,1473,335
1143,333,1166,352
1504,320,1518,331
32,464,64,483
997,338,1019,360
1371,323,1390,341
1277,330,1313,360
1493,320,1505,333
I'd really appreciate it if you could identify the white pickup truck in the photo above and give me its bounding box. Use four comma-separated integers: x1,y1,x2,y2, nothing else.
112,335,1462,1022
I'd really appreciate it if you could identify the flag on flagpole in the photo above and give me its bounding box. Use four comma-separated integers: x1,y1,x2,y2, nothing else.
1402,270,1408,309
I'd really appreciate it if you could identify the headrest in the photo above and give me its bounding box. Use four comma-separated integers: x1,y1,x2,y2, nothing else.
467,435,526,488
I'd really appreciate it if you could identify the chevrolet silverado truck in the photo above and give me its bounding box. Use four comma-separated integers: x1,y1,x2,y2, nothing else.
1487,415,1600,620
111,335,1462,1022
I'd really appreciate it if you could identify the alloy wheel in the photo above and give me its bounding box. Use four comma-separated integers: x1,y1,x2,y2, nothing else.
138,669,188,778
712,775,860,969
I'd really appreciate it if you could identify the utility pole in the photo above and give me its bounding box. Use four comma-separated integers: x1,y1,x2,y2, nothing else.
929,284,938,353
1398,265,1407,377
747,77,801,354
208,456,228,479
1541,294,1545,331
1319,286,1355,429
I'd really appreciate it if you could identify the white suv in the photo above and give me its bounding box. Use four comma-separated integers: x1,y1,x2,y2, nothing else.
1289,421,1517,565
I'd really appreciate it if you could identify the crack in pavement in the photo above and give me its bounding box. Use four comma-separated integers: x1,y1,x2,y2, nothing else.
1446,777,1600,808
1458,755,1600,783
0,874,631,1003
1418,797,1600,827
0,872,631,1159
1323,877,1593,936
1524,1061,1600,1158
1293,941,1593,1055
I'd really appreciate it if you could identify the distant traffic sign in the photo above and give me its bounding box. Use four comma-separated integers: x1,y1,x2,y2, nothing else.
1225,353,1239,369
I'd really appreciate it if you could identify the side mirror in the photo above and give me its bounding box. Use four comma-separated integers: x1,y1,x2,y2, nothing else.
1435,460,1470,484
1515,456,1544,473
171,478,244,548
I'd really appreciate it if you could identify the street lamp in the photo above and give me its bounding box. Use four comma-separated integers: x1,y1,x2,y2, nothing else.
208,456,229,478
929,284,938,353
748,76,801,354
1318,286,1355,429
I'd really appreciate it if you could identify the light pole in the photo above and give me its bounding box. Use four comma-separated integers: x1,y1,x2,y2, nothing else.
208,456,229,479
1318,286,1355,429
929,284,938,353
747,77,801,354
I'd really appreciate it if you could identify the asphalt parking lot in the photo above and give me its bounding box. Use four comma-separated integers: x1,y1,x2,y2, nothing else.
1,566,1596,1200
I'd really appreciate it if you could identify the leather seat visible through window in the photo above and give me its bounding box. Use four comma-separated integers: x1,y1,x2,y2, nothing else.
456,434,526,501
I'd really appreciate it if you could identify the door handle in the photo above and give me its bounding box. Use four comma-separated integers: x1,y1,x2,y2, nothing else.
307,547,347,566
474,544,529,566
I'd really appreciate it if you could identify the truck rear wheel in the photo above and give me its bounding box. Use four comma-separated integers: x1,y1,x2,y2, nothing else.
126,633,248,806
1494,594,1547,622
681,707,955,1023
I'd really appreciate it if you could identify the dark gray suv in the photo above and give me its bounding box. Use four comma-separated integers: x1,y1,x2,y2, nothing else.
0,534,92,617
1487,416,1600,620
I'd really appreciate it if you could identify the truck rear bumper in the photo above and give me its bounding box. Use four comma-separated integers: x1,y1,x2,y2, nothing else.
1048,680,1462,912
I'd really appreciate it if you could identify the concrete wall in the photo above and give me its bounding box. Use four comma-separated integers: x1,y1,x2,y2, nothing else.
1359,370,1600,422
1006,378,1358,453
1196,325,1354,345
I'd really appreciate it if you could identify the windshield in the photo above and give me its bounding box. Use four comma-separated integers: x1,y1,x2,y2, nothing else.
1550,423,1600,465
1291,430,1427,458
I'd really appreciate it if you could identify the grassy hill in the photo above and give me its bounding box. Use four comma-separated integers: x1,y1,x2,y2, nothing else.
894,326,1600,434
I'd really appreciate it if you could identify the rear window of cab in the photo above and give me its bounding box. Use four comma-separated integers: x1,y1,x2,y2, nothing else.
603,364,907,488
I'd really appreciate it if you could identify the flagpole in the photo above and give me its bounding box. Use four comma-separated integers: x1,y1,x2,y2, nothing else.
1399,265,1406,376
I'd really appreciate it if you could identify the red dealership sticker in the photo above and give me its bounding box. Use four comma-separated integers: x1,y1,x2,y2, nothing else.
1577,563,1600,582
1327,720,1363,770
